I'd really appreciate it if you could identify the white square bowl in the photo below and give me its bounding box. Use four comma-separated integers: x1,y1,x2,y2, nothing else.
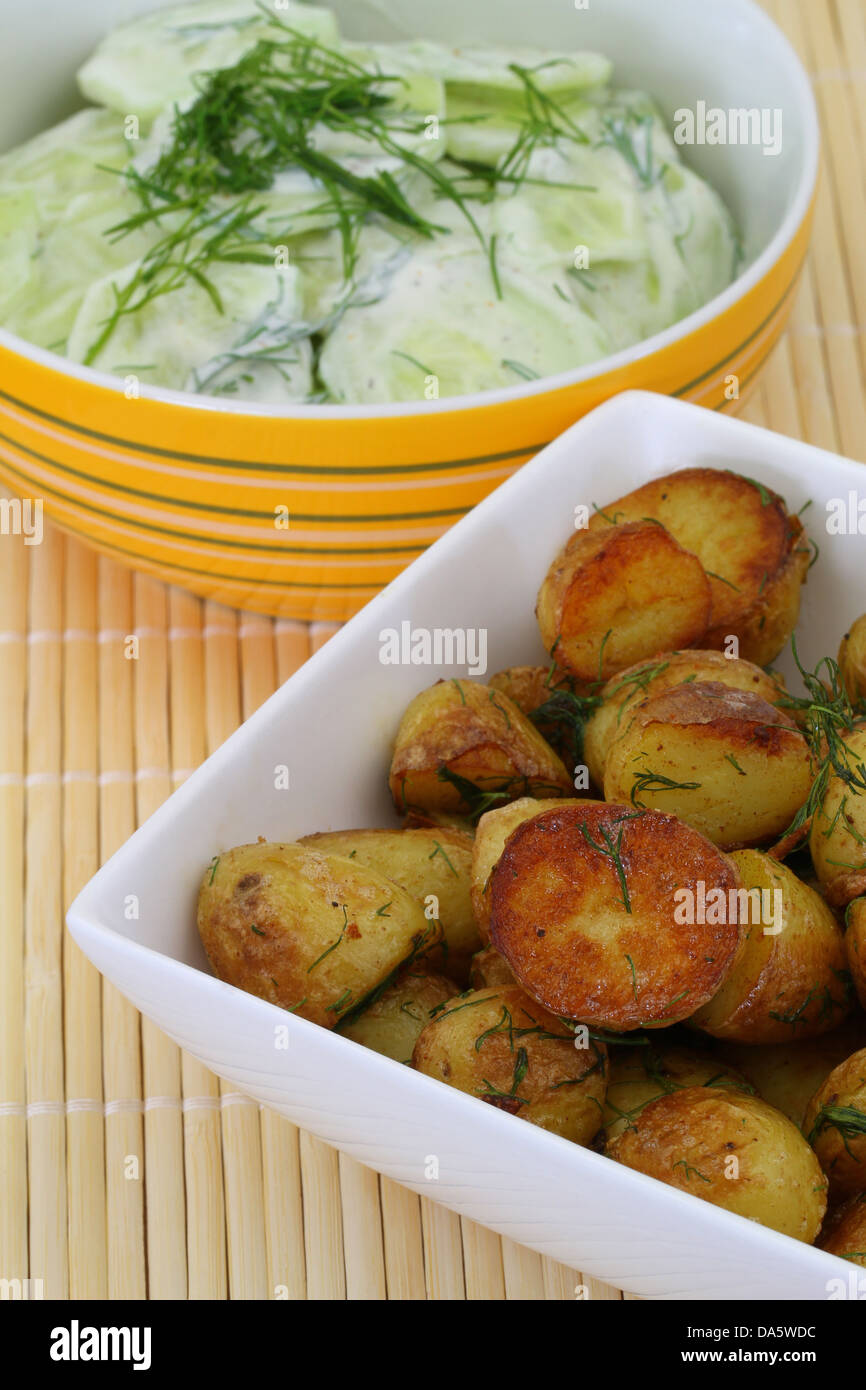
68,391,866,1300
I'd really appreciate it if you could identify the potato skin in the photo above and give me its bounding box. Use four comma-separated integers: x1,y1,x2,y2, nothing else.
300,827,478,983
602,1044,752,1143
809,722,866,909
688,851,851,1044
609,1087,828,1242
536,520,711,682
819,1194,866,1267
603,681,814,850
847,898,866,1009
586,467,810,666
489,802,742,1031
412,985,608,1143
341,964,459,1063
804,1048,866,1200
471,797,598,940
838,615,866,706
469,944,517,990
490,665,589,770
583,650,786,789
389,678,573,818
717,1016,866,1129
197,842,437,1029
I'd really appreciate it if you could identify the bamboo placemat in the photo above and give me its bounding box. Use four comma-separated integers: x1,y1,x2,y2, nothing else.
1,0,865,1301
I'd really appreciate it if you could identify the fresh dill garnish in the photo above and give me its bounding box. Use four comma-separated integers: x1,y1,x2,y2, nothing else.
428,839,459,877
672,1159,711,1184
630,768,701,808
488,689,512,727
502,359,540,381
307,903,350,972
336,922,440,1027
596,110,659,189
808,1103,866,1151
250,923,266,936
207,855,220,884
578,817,633,913
374,901,392,917
529,687,601,764
724,753,747,776
435,766,563,823
392,349,435,376
624,953,638,1000
705,571,740,591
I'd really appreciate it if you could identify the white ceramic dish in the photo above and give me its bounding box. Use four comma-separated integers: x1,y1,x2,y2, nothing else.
68,391,865,1300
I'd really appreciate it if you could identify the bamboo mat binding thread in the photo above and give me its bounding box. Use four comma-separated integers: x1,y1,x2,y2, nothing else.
1,0,865,1300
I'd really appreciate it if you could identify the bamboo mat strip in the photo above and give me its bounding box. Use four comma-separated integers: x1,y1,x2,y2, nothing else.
3,0,866,1301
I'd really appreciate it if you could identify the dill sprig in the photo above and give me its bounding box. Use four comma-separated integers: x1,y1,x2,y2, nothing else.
435,765,565,824
630,768,702,809
578,816,633,913
808,1103,866,1152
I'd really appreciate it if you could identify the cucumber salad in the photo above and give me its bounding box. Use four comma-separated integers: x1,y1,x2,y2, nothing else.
0,0,742,405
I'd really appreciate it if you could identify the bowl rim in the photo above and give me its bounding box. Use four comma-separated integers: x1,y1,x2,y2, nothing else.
0,0,819,423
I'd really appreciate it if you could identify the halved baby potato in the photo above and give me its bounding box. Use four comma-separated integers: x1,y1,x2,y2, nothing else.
586,467,811,666
583,649,786,789
341,962,459,1063
602,1044,752,1143
197,841,438,1030
809,722,866,909
412,984,608,1144
489,664,588,770
717,1015,866,1130
489,802,742,1031
688,850,851,1044
603,681,814,849
469,944,517,990
389,678,573,819
608,1087,827,1242
536,520,712,683
299,827,478,982
838,615,866,707
804,1048,866,1200
820,1194,866,1267
847,898,866,1009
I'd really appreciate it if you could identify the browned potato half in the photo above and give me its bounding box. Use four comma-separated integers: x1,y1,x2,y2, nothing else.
603,1044,753,1143
469,944,517,990
839,616,866,707
609,1087,828,1242
847,898,866,1009
583,650,786,789
603,682,814,849
489,664,588,770
688,851,851,1044
820,1194,866,1267
810,722,866,909
412,984,607,1143
536,520,712,683
389,678,572,819
299,827,478,983
586,467,810,666
471,797,597,940
804,1049,866,1200
341,964,459,1063
717,1016,866,1130
488,664,580,715
489,802,742,1031
197,842,437,1030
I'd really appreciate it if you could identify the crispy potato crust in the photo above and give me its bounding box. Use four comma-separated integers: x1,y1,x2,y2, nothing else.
389,678,573,817
197,842,437,1029
603,681,814,849
412,984,608,1143
847,898,866,1009
804,1048,866,1200
300,827,478,982
536,520,712,682
810,723,866,908
609,1087,828,1242
583,649,786,788
602,1044,752,1143
586,467,810,665
838,616,866,706
688,850,851,1044
819,1194,866,1267
489,802,742,1030
341,963,459,1063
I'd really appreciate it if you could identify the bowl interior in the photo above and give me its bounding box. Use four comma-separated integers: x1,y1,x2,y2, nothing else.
1,0,813,272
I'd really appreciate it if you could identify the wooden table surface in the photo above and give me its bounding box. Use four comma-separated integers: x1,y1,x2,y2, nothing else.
1,0,865,1300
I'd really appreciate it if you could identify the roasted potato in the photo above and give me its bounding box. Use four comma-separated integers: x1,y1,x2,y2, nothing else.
488,664,581,716
603,682,814,849
809,722,866,908
536,520,712,683
602,1044,753,1143
715,1016,866,1129
838,615,866,707
583,649,786,789
820,1193,866,1267
412,984,607,1143
688,851,851,1044
490,664,589,771
469,944,517,989
300,827,478,982
389,678,573,819
341,963,459,1063
804,1048,866,1200
470,796,595,940
489,802,742,1031
609,1087,828,1242
197,841,438,1030
847,898,866,1009
586,467,810,666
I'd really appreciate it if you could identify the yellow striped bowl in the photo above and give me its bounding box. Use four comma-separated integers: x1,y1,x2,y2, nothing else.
0,0,819,621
